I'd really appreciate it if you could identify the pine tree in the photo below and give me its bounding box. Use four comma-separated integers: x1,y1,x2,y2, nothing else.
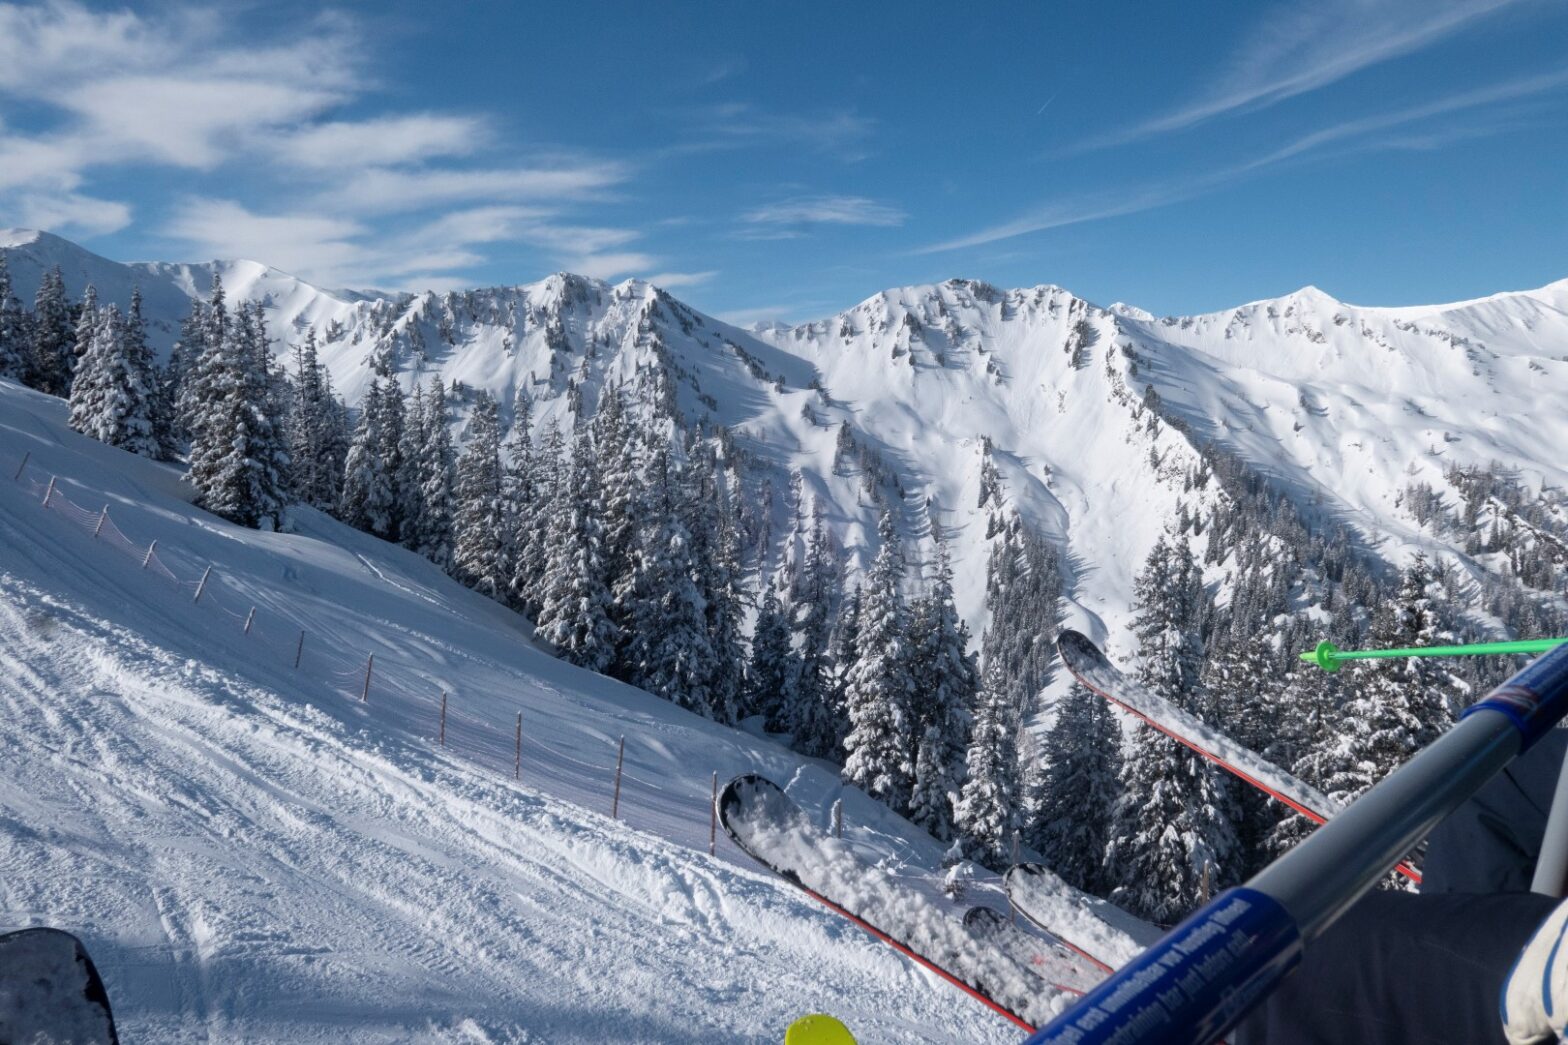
744,575,798,727
501,399,537,607
0,256,28,380
691,447,746,725
515,421,565,616
790,509,846,757
66,301,159,457
907,543,976,841
1030,684,1123,893
842,510,915,811
71,284,99,390
412,379,456,569
955,660,1020,867
27,266,74,396
339,381,397,537
374,379,410,541
452,392,507,597
535,424,618,672
1105,535,1238,919
185,302,291,528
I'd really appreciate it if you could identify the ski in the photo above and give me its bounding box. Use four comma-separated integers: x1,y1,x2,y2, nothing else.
717,774,1068,1031
0,927,119,1045
962,905,1094,995
1003,862,1161,974
1056,629,1423,885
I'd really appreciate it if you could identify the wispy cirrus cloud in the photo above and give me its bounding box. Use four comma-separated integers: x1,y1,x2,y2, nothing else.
1077,0,1530,152
926,65,1568,254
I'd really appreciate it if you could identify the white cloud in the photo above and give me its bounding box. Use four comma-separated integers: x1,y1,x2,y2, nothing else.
13,191,130,236
166,198,368,276
741,194,905,229
277,115,485,170
1082,0,1529,150
646,270,718,289
321,164,628,214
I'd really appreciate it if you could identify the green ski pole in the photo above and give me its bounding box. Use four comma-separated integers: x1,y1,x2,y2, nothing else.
1301,637,1568,673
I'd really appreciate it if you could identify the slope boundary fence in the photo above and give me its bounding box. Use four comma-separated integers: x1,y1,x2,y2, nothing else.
9,457,751,868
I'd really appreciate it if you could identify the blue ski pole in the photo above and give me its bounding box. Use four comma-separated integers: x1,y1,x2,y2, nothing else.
1024,640,1568,1045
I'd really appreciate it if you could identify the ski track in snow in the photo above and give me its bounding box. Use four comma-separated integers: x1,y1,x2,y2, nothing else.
0,381,1023,1044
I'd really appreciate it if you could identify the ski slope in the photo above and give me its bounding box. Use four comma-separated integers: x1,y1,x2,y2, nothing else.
0,378,1028,1043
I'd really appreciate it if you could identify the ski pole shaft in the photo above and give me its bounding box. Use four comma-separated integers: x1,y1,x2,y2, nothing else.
1026,641,1568,1045
1532,751,1568,896
1302,637,1567,672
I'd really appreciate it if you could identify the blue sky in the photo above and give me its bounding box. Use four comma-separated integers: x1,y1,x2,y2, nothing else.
1,0,1565,322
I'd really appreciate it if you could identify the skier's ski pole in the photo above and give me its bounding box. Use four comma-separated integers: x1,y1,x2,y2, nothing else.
1302,637,1567,673
1025,641,1568,1045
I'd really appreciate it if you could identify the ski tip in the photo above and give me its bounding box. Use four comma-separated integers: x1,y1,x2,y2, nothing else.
1055,629,1107,667
784,1013,856,1044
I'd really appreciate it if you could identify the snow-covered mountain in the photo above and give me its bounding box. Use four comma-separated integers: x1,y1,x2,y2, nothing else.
5,228,1566,675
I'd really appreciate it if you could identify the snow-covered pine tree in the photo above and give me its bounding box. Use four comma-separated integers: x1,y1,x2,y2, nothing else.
27,266,74,396
289,329,351,511
841,510,915,811
689,444,746,724
1106,535,1238,919
954,659,1020,867
185,302,291,529
789,508,846,758
534,424,618,672
1029,683,1123,893
70,285,99,391
514,420,565,616
395,384,426,546
907,542,976,842
0,256,28,380
122,289,169,460
176,276,228,444
452,392,507,598
339,381,397,537
412,379,456,570
744,574,797,728
1327,554,1456,810
499,397,536,608
67,301,160,457
372,379,409,542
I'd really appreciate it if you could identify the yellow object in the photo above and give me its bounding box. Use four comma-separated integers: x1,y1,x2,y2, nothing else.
784,1013,856,1044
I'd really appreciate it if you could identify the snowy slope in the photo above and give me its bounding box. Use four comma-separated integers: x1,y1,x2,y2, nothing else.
4,229,1566,669
0,378,1027,1044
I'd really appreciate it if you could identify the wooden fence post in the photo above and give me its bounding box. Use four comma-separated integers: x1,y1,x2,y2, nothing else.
243,607,255,634
439,692,447,747
193,565,213,603
514,712,522,780
92,506,108,538
40,475,56,506
709,771,718,856
140,539,158,569
360,654,374,702
611,736,625,819
13,450,29,481
293,630,305,669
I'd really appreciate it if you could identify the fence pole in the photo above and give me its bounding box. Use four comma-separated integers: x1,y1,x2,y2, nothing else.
13,450,29,481
193,565,213,604
515,713,522,780
40,475,56,506
439,692,447,747
294,630,305,669
709,771,718,856
243,607,255,634
361,654,374,702
140,539,158,569
611,736,625,819
92,506,108,538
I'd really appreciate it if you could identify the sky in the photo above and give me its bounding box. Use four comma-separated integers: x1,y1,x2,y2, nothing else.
0,0,1565,323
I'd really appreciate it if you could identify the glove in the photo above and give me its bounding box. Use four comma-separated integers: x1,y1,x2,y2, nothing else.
1503,896,1568,1044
